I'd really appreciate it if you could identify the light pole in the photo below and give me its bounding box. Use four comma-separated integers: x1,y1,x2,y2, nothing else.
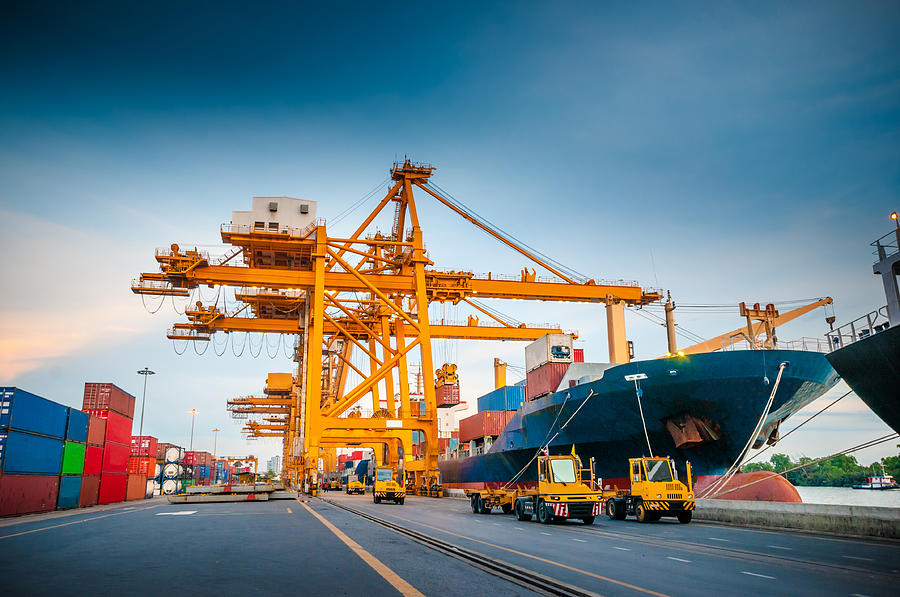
136,368,155,437
188,409,199,452
212,428,221,457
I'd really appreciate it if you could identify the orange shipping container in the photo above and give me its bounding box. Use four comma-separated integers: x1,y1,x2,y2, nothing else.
127,456,155,477
125,474,146,501
436,384,460,407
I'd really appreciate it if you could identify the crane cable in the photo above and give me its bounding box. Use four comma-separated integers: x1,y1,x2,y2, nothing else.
699,361,787,499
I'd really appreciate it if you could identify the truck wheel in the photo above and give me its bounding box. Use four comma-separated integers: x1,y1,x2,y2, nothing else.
479,497,491,515
636,501,652,523
398,498,405,505
582,516,595,525
607,499,625,521
514,499,531,521
374,495,381,504
470,495,479,514
536,499,552,525
501,503,512,514
677,511,692,524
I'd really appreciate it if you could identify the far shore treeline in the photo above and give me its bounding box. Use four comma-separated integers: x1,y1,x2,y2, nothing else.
741,449,900,487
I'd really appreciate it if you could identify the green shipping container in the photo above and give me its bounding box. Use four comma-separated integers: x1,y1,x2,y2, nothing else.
61,441,86,475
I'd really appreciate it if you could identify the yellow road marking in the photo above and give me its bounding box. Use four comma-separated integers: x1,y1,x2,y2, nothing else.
297,499,424,597
286,507,293,513
0,504,160,540
376,509,668,597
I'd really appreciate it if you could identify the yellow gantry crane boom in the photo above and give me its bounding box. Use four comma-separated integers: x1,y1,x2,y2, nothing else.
132,160,662,492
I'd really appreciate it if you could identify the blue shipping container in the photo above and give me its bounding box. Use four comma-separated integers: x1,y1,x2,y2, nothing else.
477,386,526,413
0,387,68,439
449,438,459,450
57,475,82,509
1,429,64,474
198,464,210,478
65,408,90,443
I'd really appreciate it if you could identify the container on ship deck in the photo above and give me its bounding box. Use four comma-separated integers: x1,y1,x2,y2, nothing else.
98,473,127,504
525,362,569,401
477,385,525,412
79,474,100,507
65,408,90,443
125,474,146,501
82,383,136,419
102,442,130,473
458,410,514,443
61,441,86,475
0,387,68,439
57,475,82,510
524,334,574,372
87,415,106,446
83,445,103,476
83,410,133,445
573,348,584,363
436,384,460,408
1,430,64,475
0,473,60,516
130,435,158,458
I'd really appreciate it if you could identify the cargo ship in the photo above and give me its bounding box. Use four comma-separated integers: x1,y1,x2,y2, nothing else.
440,336,840,502
825,222,900,435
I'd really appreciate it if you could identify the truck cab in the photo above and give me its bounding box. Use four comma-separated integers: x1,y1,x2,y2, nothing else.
513,454,604,525
373,467,405,505
606,457,695,523
346,474,365,495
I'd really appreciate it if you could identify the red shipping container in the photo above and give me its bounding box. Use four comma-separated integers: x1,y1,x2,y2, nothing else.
458,410,514,443
438,437,450,452
82,382,136,419
436,384,460,408
98,473,127,504
525,362,569,401
102,442,130,473
127,456,155,477
0,474,60,516
125,474,146,501
451,430,459,439
351,450,363,460
87,415,106,446
84,445,103,475
130,435,158,457
79,474,100,507
84,410,133,445
573,348,584,363
184,451,196,465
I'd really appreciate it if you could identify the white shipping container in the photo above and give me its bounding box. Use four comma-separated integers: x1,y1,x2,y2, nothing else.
525,334,574,372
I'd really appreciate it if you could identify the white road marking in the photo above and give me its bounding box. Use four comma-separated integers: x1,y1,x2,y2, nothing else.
843,556,874,562
708,537,729,542
572,538,587,543
667,557,691,563
156,511,197,516
493,523,501,526
851,593,872,597
514,527,525,530
121,507,136,510
767,545,792,550
540,532,552,536
612,546,630,551
741,571,775,580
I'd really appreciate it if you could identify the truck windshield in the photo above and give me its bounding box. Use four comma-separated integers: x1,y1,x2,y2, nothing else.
348,475,357,483
644,460,673,482
376,469,392,482
549,459,577,483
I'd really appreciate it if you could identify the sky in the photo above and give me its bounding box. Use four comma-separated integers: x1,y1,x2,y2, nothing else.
1,1,898,468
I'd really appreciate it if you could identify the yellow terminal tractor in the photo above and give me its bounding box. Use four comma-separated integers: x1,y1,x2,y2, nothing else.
373,466,405,505
605,457,695,523
346,474,365,495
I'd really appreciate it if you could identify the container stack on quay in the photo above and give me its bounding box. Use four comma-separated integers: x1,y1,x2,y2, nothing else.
80,413,106,507
128,435,158,500
58,407,89,510
82,383,137,505
156,443,186,496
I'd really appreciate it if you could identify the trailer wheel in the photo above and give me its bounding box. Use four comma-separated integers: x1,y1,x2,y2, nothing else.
479,497,492,515
470,495,479,513
677,511,692,524
607,499,625,521
536,499,552,525
514,499,531,521
636,501,652,523
582,516,595,525
501,503,512,515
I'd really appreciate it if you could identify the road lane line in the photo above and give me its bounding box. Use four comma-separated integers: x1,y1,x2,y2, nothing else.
708,537,729,542
541,532,552,536
741,571,775,579
842,556,873,562
297,500,424,597
156,511,197,516
767,545,792,550
0,505,160,540
612,547,630,551
372,509,669,597
572,538,587,543
667,557,691,563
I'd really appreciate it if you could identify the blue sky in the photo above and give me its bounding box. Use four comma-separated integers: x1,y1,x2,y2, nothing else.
1,1,898,465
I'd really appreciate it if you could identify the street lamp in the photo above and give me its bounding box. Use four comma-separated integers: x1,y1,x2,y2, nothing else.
212,428,221,457
188,409,200,452
891,211,898,228
136,368,155,437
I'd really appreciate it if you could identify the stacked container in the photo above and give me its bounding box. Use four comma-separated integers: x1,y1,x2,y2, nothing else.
129,435,158,500
0,388,69,516
57,408,89,509
80,414,106,506
158,445,185,495
525,335,574,401
82,383,136,505
458,410,515,443
477,386,526,413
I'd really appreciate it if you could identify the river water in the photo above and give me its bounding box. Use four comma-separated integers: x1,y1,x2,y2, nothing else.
796,486,900,507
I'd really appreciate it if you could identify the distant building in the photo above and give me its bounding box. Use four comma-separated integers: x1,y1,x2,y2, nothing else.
266,455,282,474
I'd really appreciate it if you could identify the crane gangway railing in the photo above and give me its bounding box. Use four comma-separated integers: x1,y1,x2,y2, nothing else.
428,268,644,288
340,406,430,420
717,336,833,353
871,228,900,260
825,306,891,350
220,218,326,239
432,318,563,330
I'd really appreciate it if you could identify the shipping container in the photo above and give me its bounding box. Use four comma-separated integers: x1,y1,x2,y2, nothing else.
573,348,584,363
162,462,179,479
436,384,460,408
524,334,574,372
161,478,181,495
82,383,136,419
1,430,64,475
83,445,103,476
0,473,60,516
65,408,90,443
127,456,155,477
102,442,130,473
160,444,184,463
84,410,133,445
98,473,127,504
79,474,100,507
458,410,515,443
525,362,569,401
61,441,86,475
477,385,526,412
130,435,158,458
145,478,155,499
0,387,68,439
57,475,82,510
125,474,145,501
87,415,106,446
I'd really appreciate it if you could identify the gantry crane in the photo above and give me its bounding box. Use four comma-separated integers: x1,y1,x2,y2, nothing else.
132,160,662,492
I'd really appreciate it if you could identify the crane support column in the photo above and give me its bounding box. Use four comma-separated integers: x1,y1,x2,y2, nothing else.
664,293,677,354
606,297,630,364
304,225,327,494
493,358,507,389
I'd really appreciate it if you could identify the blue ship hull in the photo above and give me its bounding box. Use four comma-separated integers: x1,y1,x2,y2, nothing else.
439,350,839,487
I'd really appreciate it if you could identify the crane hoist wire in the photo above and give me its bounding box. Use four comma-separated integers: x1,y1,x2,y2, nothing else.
627,307,708,345
425,181,590,284
331,177,391,227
